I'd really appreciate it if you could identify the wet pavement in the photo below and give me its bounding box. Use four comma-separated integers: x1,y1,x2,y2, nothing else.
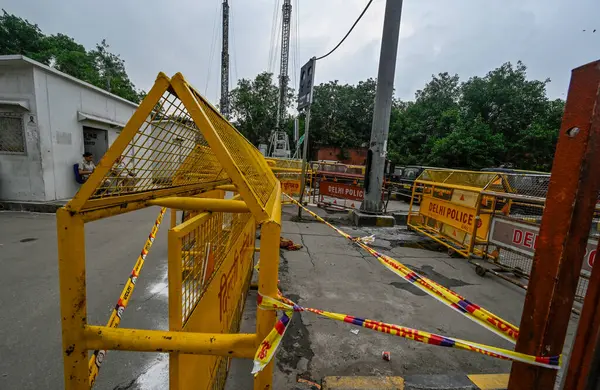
0,204,579,389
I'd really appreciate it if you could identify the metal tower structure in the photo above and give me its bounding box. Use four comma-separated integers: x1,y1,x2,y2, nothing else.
219,0,230,119
269,0,292,158
276,0,291,131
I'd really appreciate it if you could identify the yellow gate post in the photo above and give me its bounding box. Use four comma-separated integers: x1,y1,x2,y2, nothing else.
57,208,88,390
254,187,282,390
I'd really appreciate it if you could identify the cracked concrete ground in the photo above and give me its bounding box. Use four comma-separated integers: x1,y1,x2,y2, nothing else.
0,204,579,389
229,204,580,389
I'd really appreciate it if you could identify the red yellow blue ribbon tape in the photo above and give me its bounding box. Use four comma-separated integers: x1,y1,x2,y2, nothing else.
285,194,519,344
252,294,561,375
88,207,167,387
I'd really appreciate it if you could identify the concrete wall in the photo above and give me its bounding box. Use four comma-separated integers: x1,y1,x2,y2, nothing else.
0,63,46,201
32,67,137,201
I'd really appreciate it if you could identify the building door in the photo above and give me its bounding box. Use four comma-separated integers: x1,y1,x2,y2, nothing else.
83,126,108,163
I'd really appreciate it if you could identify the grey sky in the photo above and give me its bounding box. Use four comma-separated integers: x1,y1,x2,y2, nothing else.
4,0,599,106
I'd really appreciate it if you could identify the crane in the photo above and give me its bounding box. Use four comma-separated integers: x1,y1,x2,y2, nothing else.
268,0,292,158
220,0,230,119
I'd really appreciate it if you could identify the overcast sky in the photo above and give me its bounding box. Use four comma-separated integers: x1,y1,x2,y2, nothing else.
5,0,599,106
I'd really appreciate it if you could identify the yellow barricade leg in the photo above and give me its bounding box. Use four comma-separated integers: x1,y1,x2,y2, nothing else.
57,208,88,390
254,220,281,390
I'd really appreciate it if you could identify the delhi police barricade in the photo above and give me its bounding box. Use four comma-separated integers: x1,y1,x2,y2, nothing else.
408,169,599,302
480,172,599,302
265,157,311,205
407,169,498,259
311,161,366,210
56,72,281,390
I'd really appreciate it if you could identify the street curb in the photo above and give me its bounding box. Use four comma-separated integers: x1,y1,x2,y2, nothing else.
391,212,408,225
351,210,395,227
321,374,508,390
0,200,62,213
403,374,477,389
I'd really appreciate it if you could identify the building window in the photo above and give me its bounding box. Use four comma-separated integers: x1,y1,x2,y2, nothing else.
0,113,26,154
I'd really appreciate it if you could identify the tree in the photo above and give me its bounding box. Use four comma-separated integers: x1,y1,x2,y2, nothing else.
427,116,505,169
228,72,294,146
387,62,563,171
0,10,50,63
0,10,142,103
45,33,99,84
309,78,377,148
388,73,461,164
90,40,142,103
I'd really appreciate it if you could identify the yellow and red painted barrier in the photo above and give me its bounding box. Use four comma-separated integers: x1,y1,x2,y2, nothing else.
252,294,560,375
88,207,167,387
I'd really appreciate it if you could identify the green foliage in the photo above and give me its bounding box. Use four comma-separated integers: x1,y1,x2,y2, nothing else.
388,62,562,171
309,78,377,148
229,72,295,146
0,10,143,103
229,61,563,171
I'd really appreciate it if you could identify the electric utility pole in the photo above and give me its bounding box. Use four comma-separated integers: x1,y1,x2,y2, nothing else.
220,0,230,119
361,0,403,213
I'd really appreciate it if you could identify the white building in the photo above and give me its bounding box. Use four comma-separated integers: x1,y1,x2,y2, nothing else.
0,55,138,202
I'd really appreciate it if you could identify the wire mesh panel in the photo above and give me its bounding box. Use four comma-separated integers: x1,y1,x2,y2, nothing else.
186,83,277,208
179,212,251,325
267,157,304,170
484,173,597,301
0,112,26,154
169,210,256,390
88,89,230,203
70,72,278,221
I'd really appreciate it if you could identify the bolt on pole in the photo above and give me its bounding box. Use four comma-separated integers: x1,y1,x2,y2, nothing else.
361,0,403,213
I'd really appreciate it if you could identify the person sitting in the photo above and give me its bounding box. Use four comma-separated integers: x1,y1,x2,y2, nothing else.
78,152,96,182
110,156,137,192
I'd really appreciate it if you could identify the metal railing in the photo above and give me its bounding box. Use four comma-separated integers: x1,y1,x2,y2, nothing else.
57,72,281,390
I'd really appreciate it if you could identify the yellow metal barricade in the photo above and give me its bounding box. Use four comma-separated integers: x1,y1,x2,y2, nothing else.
407,169,500,258
57,72,281,390
266,157,312,204
169,211,256,389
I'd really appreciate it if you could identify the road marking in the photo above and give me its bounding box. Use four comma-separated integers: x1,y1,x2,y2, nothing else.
322,376,404,389
468,374,509,389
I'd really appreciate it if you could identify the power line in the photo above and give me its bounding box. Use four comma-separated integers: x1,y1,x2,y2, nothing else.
205,0,221,96
230,0,239,86
267,0,281,74
290,0,299,91
315,0,374,61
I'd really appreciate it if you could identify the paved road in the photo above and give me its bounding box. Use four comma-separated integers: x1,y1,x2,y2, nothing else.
0,205,579,389
0,208,171,390
258,206,578,388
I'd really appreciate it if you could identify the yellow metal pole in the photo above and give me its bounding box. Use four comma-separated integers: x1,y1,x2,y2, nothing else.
169,73,270,223
468,192,484,258
254,195,281,390
170,208,177,229
168,228,183,389
407,179,418,228
57,208,88,390
148,197,250,213
87,208,167,387
215,184,238,192
83,326,257,358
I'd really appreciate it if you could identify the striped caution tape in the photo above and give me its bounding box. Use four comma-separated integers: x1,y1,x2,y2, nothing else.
88,207,167,387
286,194,519,343
252,294,561,375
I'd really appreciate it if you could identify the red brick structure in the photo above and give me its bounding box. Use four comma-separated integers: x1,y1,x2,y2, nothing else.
315,147,367,165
